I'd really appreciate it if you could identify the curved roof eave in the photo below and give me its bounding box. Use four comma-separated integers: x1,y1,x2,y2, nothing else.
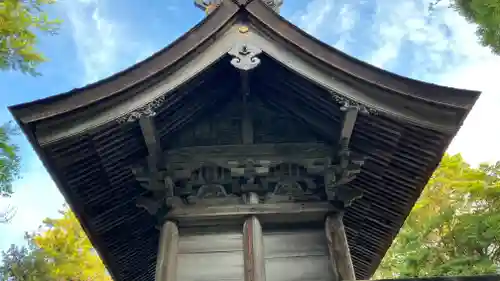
10,0,480,126
9,0,240,124
244,0,480,111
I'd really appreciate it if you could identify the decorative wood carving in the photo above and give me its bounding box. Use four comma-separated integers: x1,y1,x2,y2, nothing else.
262,0,284,12
332,92,377,115
228,44,262,71
133,142,334,221
117,95,167,123
130,98,371,219
324,104,366,209
135,116,183,221
194,0,222,12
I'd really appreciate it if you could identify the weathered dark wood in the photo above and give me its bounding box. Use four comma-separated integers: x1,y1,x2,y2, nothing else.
164,142,333,163
241,72,254,145
325,213,355,281
361,276,500,281
156,221,179,281
139,116,164,171
243,192,266,281
340,107,359,144
167,202,338,227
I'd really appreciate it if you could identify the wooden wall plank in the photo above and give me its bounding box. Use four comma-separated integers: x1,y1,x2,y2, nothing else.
263,229,332,281
178,232,243,254
177,231,244,281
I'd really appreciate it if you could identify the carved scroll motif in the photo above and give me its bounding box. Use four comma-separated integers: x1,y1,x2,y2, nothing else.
331,93,377,115
228,44,262,71
117,95,167,123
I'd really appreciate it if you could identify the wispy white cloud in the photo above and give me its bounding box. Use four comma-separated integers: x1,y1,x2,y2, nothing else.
292,0,358,50
293,0,500,166
62,0,155,84
1,0,160,251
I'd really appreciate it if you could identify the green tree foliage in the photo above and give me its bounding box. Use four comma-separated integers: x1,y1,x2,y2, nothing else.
0,123,20,197
430,0,500,55
376,154,500,278
0,240,52,281
1,0,60,222
0,123,20,223
0,0,60,75
453,0,500,55
1,208,111,281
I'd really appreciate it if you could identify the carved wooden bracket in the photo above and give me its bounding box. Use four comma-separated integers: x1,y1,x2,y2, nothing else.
133,143,333,219
228,44,262,71
324,102,367,208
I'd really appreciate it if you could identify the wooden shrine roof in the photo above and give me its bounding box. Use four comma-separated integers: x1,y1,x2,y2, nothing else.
9,1,480,280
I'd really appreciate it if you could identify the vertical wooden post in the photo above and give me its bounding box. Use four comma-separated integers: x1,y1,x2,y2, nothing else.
325,212,356,281
243,192,266,281
155,220,179,281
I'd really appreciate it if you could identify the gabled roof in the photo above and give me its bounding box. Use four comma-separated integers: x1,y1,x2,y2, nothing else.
9,1,480,280
10,0,478,128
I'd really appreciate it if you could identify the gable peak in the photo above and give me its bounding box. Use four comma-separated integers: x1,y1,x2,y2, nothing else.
194,0,283,14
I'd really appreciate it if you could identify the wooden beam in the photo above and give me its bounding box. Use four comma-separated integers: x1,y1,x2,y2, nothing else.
243,192,266,281
166,202,338,227
241,72,254,145
340,106,359,145
139,116,164,172
164,142,333,163
155,220,179,281
325,213,356,281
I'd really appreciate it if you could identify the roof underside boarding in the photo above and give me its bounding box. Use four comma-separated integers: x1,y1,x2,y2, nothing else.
9,1,481,281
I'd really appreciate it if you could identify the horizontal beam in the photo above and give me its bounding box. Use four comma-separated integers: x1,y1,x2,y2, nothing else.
164,142,333,163
166,202,338,227
163,142,334,179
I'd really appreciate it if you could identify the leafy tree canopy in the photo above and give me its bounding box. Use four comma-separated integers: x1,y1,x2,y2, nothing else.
375,154,500,278
1,0,60,222
1,208,111,281
0,0,60,75
431,0,500,55
0,123,20,223
0,123,20,197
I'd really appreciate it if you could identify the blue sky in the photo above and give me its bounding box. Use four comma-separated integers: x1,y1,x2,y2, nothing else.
1,0,499,251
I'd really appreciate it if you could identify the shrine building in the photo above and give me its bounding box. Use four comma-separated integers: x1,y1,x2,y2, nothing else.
9,1,487,281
